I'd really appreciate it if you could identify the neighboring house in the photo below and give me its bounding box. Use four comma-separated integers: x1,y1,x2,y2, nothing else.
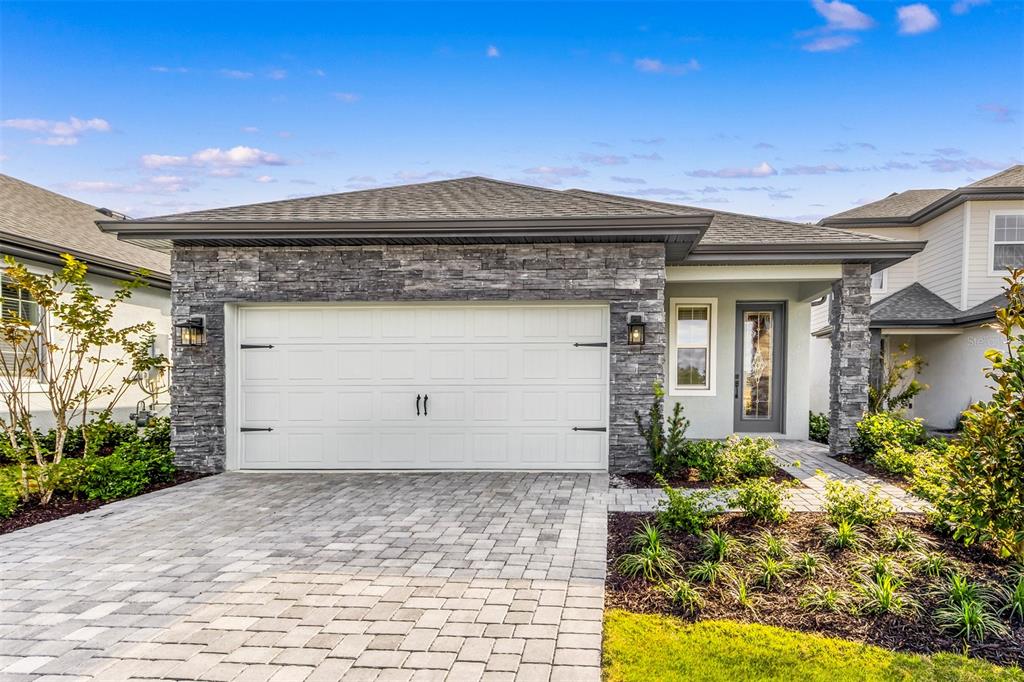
809,165,1024,430
99,177,924,473
0,174,172,427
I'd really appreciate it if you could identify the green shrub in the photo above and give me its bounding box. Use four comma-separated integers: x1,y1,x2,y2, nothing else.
809,411,829,445
731,477,790,524
80,453,149,501
140,416,171,450
691,440,728,482
655,475,719,534
853,412,926,456
726,436,776,480
869,442,921,477
616,521,681,582
115,441,175,484
0,469,21,518
635,383,690,477
660,579,704,615
822,477,895,527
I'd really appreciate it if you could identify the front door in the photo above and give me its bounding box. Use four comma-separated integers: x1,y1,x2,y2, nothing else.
734,302,786,433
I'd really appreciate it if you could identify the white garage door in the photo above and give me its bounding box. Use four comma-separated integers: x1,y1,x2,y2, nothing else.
236,304,609,470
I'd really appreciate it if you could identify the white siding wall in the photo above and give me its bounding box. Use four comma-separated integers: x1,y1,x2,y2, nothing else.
2,257,172,429
916,209,965,307
965,200,1024,307
664,281,811,440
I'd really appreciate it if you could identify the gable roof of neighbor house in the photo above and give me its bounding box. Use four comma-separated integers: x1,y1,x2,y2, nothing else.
0,174,171,285
868,283,1008,328
820,165,1024,228
99,176,925,268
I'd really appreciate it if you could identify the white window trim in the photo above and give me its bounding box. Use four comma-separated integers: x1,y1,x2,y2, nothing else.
870,269,888,294
668,297,717,397
988,209,1024,277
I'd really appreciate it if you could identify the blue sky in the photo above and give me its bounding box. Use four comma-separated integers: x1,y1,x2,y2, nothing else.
1,1,1021,221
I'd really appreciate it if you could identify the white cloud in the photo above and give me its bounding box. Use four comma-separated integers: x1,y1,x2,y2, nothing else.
632,152,663,161
255,175,276,183
268,69,287,80
578,153,628,166
220,69,254,79
686,161,777,178
393,170,457,181
334,92,361,103
951,0,988,14
634,57,701,75
347,175,376,183
1,116,111,146
610,176,647,184
486,45,501,58
241,126,260,133
897,4,940,34
141,145,286,171
810,0,876,30
923,156,1006,172
64,174,195,194
978,103,1013,123
64,180,125,192
312,68,327,77
802,35,860,52
150,65,188,73
522,166,589,177
781,163,852,175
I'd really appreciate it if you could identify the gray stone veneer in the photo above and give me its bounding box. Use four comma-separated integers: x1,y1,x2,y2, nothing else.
828,263,872,455
170,243,666,473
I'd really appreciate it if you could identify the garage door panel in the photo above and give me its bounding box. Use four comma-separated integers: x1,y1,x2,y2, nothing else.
238,304,608,470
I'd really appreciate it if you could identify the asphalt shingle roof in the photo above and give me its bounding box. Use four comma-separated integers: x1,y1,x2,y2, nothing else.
823,165,1024,225
143,176,708,223
870,283,962,324
563,189,892,245
0,174,170,277
825,189,952,222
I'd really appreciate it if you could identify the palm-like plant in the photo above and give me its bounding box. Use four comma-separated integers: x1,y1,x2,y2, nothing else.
823,519,866,551
616,521,681,581
754,556,793,591
660,579,704,615
934,599,1008,642
998,574,1024,623
856,573,919,617
687,559,732,586
700,528,739,562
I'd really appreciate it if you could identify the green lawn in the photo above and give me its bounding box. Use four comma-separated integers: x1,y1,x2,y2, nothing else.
604,610,1024,682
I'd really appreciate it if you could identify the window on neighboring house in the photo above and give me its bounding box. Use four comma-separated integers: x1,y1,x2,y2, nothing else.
1,276,43,380
870,270,887,293
992,213,1024,273
670,299,716,394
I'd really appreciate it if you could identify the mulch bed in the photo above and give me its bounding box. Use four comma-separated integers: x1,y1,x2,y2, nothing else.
607,511,1024,666
0,471,211,536
835,453,912,490
616,467,797,490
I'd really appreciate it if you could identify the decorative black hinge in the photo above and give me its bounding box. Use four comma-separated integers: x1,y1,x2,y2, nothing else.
573,342,608,347
241,344,274,349
572,426,607,432
240,427,274,432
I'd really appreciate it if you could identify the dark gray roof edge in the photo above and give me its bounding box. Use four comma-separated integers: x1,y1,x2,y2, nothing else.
871,308,1000,329
821,187,1024,227
97,215,711,242
2,234,171,288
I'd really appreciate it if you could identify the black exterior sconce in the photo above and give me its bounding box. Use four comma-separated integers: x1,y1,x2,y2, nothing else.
627,312,646,346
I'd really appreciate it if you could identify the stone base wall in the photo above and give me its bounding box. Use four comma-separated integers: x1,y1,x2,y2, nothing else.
828,263,872,455
170,243,667,473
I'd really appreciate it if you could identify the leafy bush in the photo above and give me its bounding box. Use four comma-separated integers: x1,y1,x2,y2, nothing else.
869,342,927,415
115,441,175,484
691,440,728,482
655,475,720,534
616,521,681,582
660,579,704,615
823,519,865,551
920,270,1024,562
0,469,21,518
809,411,829,445
80,453,150,501
731,477,790,524
869,442,921,477
822,477,895,527
853,412,926,457
635,383,690,477
699,529,739,563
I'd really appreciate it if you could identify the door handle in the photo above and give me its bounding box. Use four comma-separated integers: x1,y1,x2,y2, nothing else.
734,374,740,399
416,394,421,416
423,394,428,416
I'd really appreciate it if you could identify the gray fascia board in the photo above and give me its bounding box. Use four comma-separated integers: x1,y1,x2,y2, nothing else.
684,241,926,269
97,215,711,242
1,234,171,288
821,188,1024,228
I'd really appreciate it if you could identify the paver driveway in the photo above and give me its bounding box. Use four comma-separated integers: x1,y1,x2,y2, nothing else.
0,472,608,681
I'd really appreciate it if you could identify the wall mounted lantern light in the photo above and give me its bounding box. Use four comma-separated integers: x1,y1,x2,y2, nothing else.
174,315,206,347
627,312,646,346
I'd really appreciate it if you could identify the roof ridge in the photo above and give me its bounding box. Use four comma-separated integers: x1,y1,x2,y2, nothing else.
965,164,1024,188
566,188,891,242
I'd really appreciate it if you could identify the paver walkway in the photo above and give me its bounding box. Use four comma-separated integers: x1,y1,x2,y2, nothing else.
608,440,929,513
0,472,608,682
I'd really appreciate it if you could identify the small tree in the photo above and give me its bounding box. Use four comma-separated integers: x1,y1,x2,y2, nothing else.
0,254,166,505
869,342,927,414
635,382,689,476
935,268,1024,562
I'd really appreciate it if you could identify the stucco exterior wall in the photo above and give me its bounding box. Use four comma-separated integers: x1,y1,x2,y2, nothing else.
912,326,1000,429
663,281,811,441
170,243,667,474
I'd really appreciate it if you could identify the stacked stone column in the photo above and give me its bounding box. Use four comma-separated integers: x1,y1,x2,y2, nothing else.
828,263,872,455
